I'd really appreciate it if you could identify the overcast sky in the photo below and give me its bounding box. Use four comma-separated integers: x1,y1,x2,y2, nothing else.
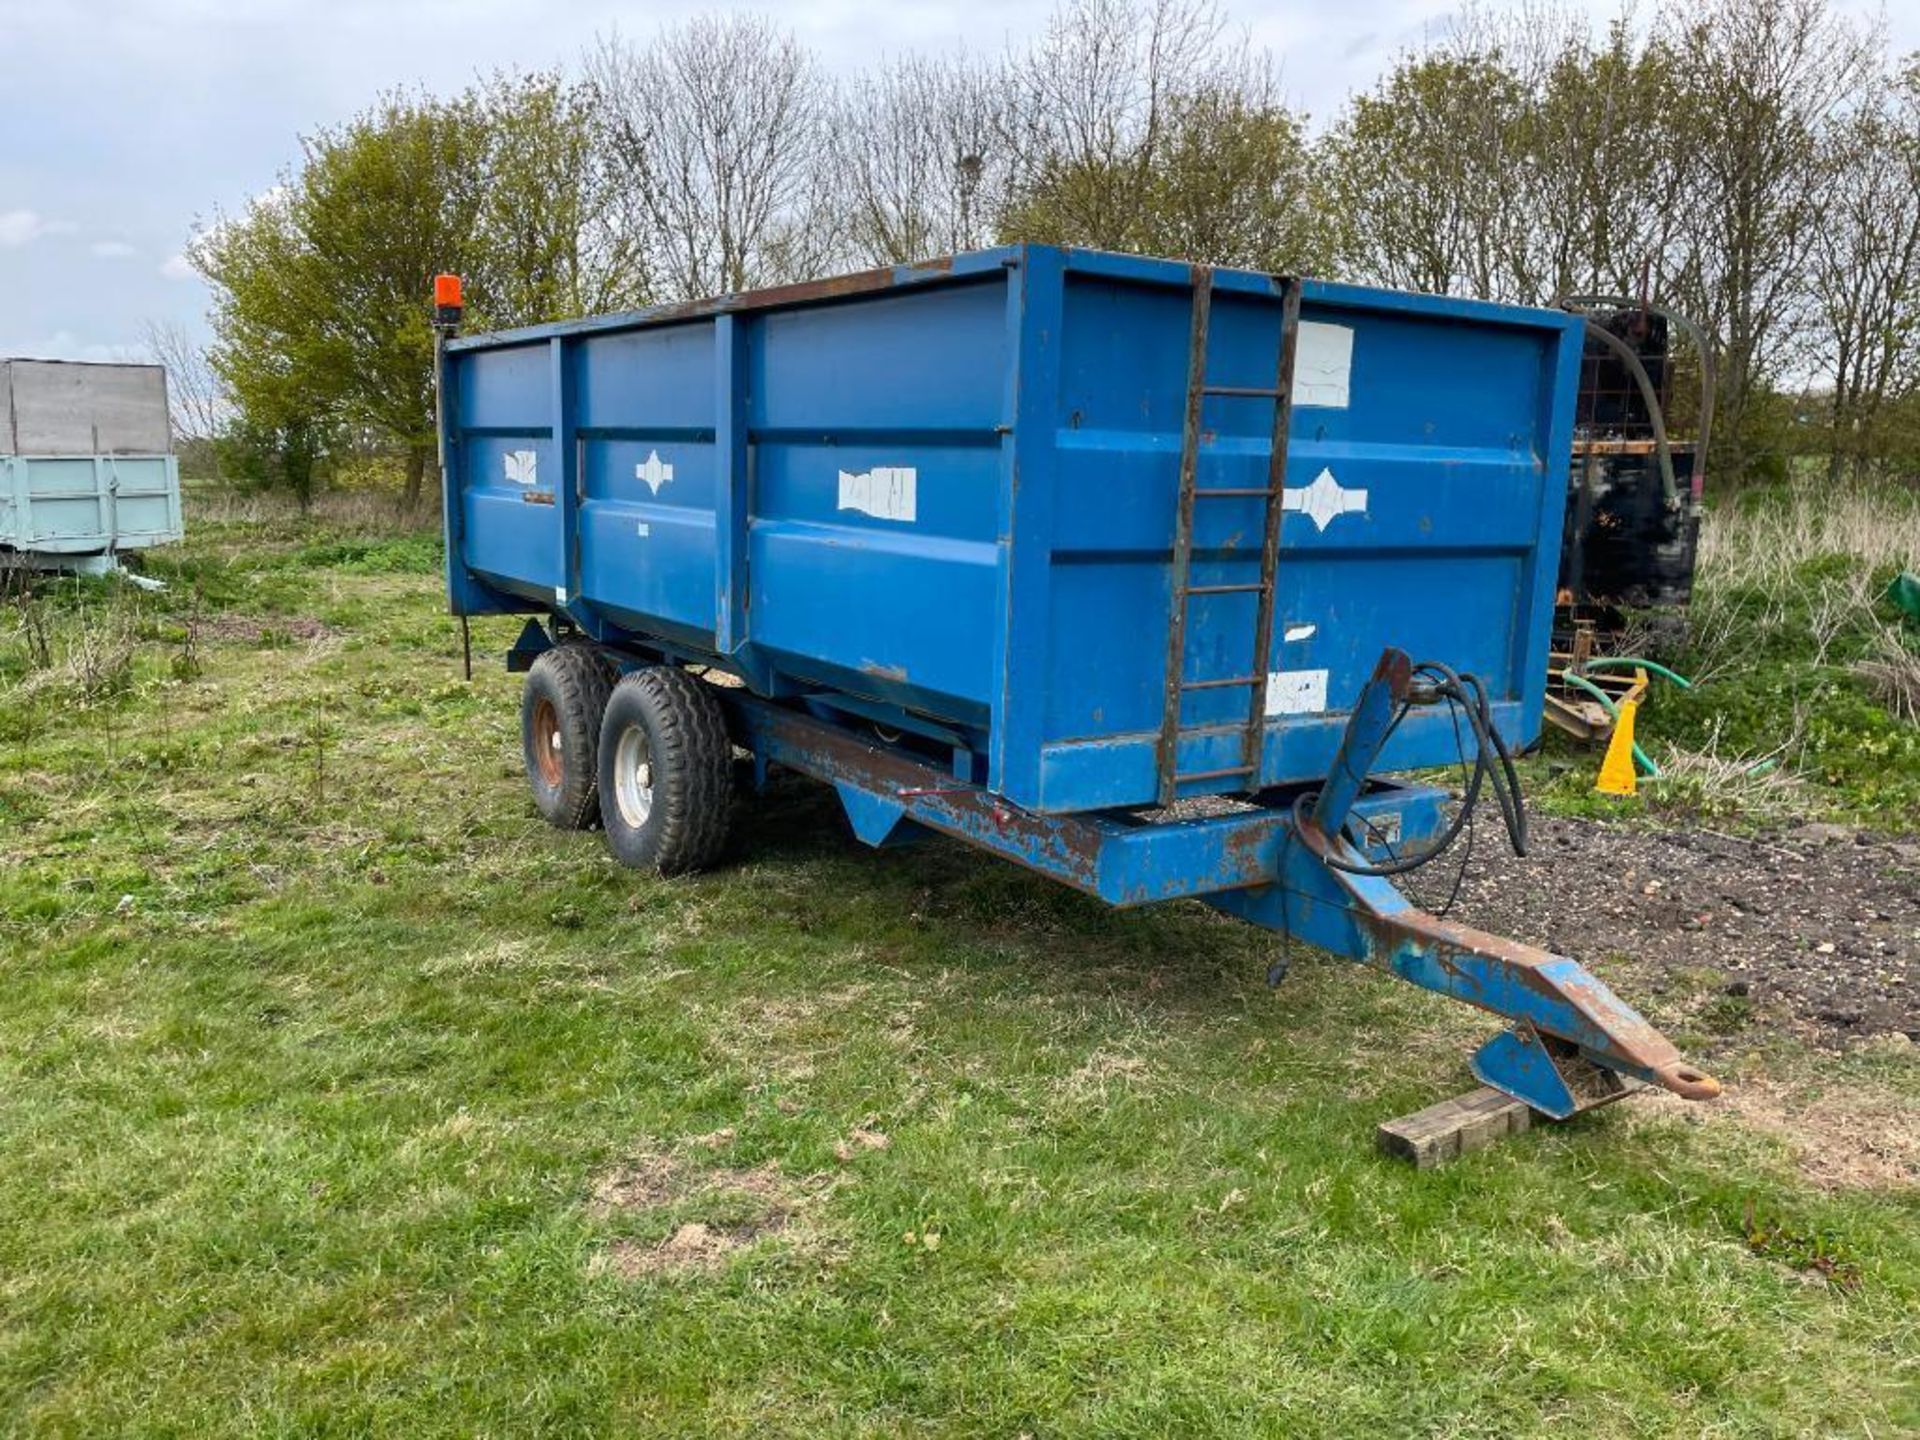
0,0,1910,364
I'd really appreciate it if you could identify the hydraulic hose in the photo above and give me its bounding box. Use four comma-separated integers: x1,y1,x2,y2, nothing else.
1304,659,1528,878
1559,671,1660,778
1574,318,1683,512
1558,295,1715,503
1575,655,1693,690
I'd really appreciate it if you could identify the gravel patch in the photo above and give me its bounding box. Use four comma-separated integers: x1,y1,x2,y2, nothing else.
1408,815,1920,1045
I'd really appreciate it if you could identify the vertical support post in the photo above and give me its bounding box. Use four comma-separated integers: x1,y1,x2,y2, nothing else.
550,335,579,609
96,455,116,556
12,456,30,546
1308,648,1411,842
714,313,750,655
164,455,184,542
433,325,470,618
990,247,1066,811
1514,315,1589,734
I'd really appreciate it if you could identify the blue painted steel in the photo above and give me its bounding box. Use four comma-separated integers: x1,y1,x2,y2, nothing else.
1471,1030,1588,1120
1234,649,1719,1112
443,245,1585,817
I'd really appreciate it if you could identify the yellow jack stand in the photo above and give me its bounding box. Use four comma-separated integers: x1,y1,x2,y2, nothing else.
1594,698,1640,797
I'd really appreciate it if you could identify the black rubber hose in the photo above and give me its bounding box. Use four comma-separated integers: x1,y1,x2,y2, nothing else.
1307,661,1528,879
1574,318,1683,511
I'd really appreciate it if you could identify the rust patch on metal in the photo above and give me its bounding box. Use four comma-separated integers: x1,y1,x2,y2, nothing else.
723,691,1106,891
1370,647,1413,698
522,490,556,506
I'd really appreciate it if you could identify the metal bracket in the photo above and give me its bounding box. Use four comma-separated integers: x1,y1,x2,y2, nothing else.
505,617,554,674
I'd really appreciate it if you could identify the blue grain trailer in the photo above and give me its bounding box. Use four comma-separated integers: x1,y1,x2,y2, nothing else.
436,247,1719,1123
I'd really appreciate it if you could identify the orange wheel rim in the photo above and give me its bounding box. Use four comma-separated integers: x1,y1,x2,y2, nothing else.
532,697,564,787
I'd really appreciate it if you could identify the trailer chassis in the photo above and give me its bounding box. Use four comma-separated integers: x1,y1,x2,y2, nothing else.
715,645,1720,1121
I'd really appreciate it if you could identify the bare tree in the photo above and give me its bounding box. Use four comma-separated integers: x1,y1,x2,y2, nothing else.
1808,63,1920,480
142,319,223,446
835,54,1010,265
1659,0,1879,474
589,18,830,299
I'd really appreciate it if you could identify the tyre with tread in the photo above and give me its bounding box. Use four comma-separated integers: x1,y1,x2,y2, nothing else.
597,666,734,874
520,644,614,830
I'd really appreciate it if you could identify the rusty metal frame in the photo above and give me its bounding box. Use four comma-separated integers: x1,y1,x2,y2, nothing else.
1156,265,1215,806
1156,269,1304,806
720,684,1442,910
1241,278,1303,781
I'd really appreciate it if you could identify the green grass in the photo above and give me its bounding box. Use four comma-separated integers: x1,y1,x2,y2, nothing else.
2,508,1918,1436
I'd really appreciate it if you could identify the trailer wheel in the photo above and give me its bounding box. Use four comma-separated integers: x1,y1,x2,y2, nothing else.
597,666,734,874
521,644,614,830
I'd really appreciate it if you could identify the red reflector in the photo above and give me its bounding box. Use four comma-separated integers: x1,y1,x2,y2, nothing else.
434,273,463,308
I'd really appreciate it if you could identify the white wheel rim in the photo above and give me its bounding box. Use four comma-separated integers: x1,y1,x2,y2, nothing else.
613,724,654,829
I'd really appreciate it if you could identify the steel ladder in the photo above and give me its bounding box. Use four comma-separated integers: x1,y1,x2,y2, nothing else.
1154,266,1304,808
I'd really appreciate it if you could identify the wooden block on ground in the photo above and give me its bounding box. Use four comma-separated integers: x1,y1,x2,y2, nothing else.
1377,1086,1533,1169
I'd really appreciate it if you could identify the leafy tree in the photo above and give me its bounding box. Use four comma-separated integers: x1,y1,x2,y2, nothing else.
214,415,333,513
1318,52,1533,301
193,75,634,510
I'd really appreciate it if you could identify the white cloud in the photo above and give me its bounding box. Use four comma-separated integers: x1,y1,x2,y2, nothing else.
158,252,195,280
0,209,76,247
90,239,139,259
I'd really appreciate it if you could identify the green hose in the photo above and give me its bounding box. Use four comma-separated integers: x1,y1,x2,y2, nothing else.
1559,671,1661,778
1574,655,1694,690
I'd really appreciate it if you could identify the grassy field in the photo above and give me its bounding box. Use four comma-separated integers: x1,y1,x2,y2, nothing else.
2,499,1917,1437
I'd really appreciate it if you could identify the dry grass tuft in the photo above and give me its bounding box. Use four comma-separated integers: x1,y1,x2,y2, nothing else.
1647,720,1807,820
185,486,425,532
3,594,139,705
1696,485,1920,589
1854,626,1920,725
1639,1067,1920,1191
587,1140,810,1279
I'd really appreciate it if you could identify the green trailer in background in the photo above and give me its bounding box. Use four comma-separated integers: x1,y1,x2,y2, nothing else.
1,359,183,574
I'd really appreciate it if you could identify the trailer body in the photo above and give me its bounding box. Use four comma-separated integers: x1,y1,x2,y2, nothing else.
0,360,182,559
442,246,1581,816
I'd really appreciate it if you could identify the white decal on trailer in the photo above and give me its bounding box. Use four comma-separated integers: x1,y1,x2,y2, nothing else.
1292,321,1353,409
837,466,917,523
1282,468,1368,533
1283,623,1317,643
504,450,538,485
636,450,674,495
1265,668,1329,717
